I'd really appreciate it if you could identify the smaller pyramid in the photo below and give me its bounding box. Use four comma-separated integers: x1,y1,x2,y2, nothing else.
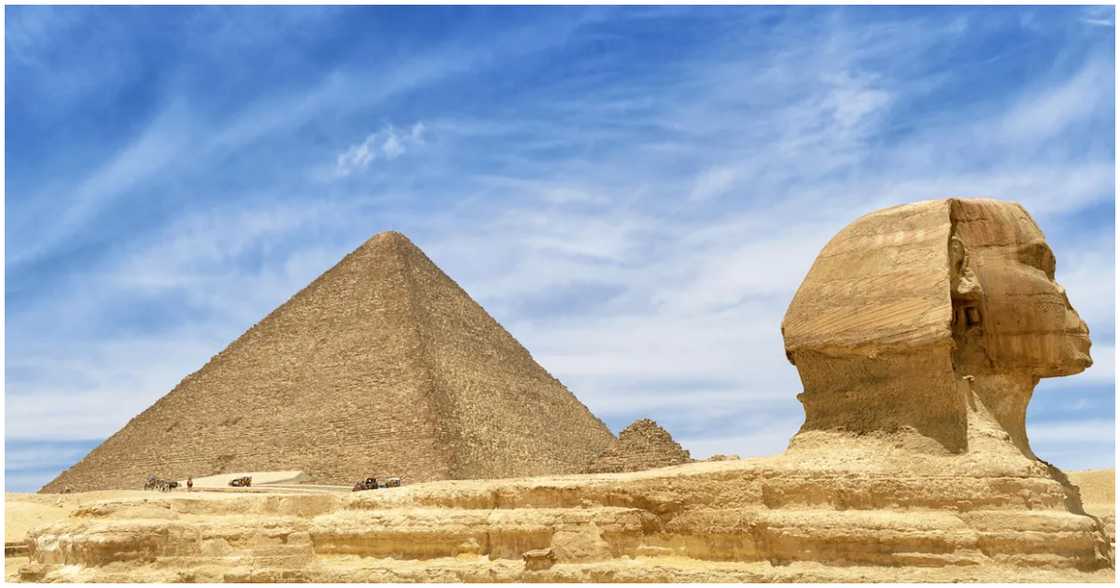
584,419,692,473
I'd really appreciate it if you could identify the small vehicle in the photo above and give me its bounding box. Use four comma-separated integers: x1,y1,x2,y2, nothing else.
352,477,378,492
352,476,402,492
229,476,252,488
145,475,177,492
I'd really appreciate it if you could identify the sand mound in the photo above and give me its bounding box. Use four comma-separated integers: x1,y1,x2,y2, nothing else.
1070,469,1116,548
1070,469,1116,506
6,495,77,545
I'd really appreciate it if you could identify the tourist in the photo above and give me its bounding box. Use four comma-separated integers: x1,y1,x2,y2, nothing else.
187,476,193,492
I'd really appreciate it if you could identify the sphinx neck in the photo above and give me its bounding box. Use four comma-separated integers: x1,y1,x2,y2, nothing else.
788,349,1046,460
789,348,969,454
963,372,1039,460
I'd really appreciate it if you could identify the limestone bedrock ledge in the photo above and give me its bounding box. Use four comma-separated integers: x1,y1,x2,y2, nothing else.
22,453,1114,583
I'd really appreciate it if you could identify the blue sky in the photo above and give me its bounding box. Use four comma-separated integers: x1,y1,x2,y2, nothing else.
5,5,1115,492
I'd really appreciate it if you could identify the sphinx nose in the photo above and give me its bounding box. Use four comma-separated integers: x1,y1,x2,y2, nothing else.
1055,285,1076,310
1065,311,1090,336
1055,284,1084,324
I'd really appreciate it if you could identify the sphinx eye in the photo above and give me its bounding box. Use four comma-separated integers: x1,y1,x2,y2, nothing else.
1019,242,1055,278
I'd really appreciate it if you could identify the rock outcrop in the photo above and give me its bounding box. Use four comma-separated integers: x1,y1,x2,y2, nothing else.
20,198,1114,582
41,231,614,493
19,461,1116,582
585,419,692,473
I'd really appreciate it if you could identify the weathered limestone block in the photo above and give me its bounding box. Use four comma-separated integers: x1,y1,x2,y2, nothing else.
522,547,556,570
550,522,613,563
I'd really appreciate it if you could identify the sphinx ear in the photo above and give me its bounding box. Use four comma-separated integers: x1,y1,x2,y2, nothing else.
948,207,991,371
949,233,982,300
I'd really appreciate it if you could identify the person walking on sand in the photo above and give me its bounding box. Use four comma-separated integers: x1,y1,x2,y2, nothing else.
187,476,193,492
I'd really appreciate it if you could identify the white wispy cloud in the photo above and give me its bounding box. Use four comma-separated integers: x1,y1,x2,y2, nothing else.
1029,419,1115,452
9,10,600,272
997,57,1112,144
1078,6,1114,28
4,443,98,472
7,334,228,439
7,99,197,268
678,417,806,460
688,165,740,202
334,122,426,178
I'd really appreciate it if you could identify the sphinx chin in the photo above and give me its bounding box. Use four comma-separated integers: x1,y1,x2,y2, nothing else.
1047,354,1093,378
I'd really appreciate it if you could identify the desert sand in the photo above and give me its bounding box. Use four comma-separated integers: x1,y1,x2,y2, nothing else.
1070,469,1116,547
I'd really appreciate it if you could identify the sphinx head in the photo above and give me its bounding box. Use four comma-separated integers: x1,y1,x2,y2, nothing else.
782,198,1090,455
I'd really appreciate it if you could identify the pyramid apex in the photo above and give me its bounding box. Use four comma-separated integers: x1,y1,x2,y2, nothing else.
369,230,414,246
355,231,423,257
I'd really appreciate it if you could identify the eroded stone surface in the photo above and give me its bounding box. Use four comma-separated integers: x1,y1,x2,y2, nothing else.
18,461,1115,582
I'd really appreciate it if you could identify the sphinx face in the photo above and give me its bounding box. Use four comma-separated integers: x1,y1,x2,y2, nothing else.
954,200,1091,377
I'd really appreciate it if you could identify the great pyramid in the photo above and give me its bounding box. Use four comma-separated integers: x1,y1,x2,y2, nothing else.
41,232,615,492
